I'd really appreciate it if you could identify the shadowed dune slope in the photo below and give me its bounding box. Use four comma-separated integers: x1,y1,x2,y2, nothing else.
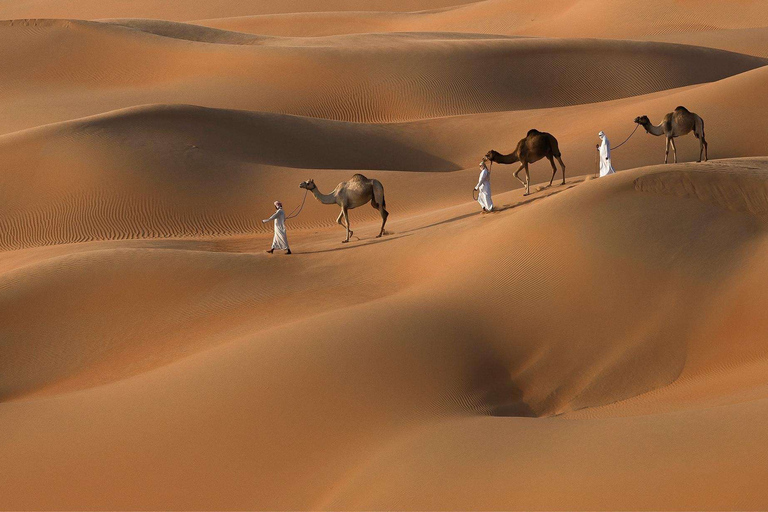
0,0,482,21
2,0,768,509
194,0,768,39
3,62,768,251
643,26,768,58
4,0,768,51
0,19,765,132
2,159,768,510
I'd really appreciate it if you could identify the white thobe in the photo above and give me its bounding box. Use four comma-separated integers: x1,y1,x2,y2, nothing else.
263,208,290,250
475,166,493,211
598,134,616,177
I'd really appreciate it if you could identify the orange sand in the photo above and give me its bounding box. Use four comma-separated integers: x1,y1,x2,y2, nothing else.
2,1,768,510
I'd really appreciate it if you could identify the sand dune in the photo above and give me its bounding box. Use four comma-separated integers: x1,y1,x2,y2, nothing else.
4,0,768,45
0,0,480,21
1,19,765,133
4,62,768,251
196,0,768,40
644,26,768,58
3,159,768,509
2,0,768,509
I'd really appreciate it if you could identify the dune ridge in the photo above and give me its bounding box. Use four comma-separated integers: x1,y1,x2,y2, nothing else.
1,19,765,134
3,159,768,509
193,0,768,40
3,0,768,509
4,59,768,251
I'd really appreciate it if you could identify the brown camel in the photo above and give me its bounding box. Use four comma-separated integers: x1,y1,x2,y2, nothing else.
299,174,388,243
485,129,566,196
634,106,708,163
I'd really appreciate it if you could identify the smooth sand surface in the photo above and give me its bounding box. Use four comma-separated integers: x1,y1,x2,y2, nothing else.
2,1,768,510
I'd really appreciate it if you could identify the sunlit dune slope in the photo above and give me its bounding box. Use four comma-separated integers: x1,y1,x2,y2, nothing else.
3,60,768,251
642,26,768,59
0,0,481,21
2,0,768,509
0,19,765,133
2,159,768,510
194,0,768,39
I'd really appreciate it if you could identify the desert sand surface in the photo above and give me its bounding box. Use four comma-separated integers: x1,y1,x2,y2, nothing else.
2,0,768,510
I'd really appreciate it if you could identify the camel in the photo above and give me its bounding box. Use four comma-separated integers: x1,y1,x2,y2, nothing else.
634,106,708,163
299,174,388,243
485,129,565,196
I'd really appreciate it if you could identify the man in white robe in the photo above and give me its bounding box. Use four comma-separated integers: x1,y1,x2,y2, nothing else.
475,159,494,212
597,131,616,177
262,201,291,254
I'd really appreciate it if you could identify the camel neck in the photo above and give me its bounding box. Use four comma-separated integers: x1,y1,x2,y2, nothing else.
495,152,519,164
643,122,665,136
311,187,337,205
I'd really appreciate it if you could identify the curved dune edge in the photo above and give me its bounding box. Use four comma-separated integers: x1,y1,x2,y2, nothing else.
3,0,768,41
0,0,483,21
1,19,765,132
2,159,768,510
635,164,768,215
2,0,768,509
3,60,768,251
191,0,768,40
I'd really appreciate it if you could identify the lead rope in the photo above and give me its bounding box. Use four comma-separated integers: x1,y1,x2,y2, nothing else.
594,146,599,178
285,188,309,220
610,124,640,151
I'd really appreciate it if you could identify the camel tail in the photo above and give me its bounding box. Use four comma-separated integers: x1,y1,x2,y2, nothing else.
693,116,705,138
549,135,562,158
371,179,386,209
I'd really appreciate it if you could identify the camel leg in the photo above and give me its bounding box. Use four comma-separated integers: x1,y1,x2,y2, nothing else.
670,138,678,164
524,163,531,196
697,137,703,163
557,156,566,185
341,207,352,243
371,199,389,237
337,208,353,238
701,136,708,162
547,156,557,187
378,207,389,237
512,163,527,188
370,185,388,237
665,137,670,164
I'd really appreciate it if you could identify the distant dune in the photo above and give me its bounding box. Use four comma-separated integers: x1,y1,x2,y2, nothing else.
1,19,765,135
2,0,768,510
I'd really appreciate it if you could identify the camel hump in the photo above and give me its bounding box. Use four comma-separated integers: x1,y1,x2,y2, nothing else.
350,173,368,181
675,106,690,113
527,129,542,137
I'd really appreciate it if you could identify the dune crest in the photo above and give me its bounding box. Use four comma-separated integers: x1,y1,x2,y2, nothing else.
1,19,766,134
2,0,768,510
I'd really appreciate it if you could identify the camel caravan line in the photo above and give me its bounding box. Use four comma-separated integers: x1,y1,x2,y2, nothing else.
275,107,707,245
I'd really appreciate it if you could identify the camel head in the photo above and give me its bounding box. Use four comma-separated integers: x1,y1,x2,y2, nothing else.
634,115,650,126
484,150,499,162
299,179,316,191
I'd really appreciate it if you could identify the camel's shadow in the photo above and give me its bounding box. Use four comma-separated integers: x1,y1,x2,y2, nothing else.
301,181,580,253
494,182,579,212
299,232,414,254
